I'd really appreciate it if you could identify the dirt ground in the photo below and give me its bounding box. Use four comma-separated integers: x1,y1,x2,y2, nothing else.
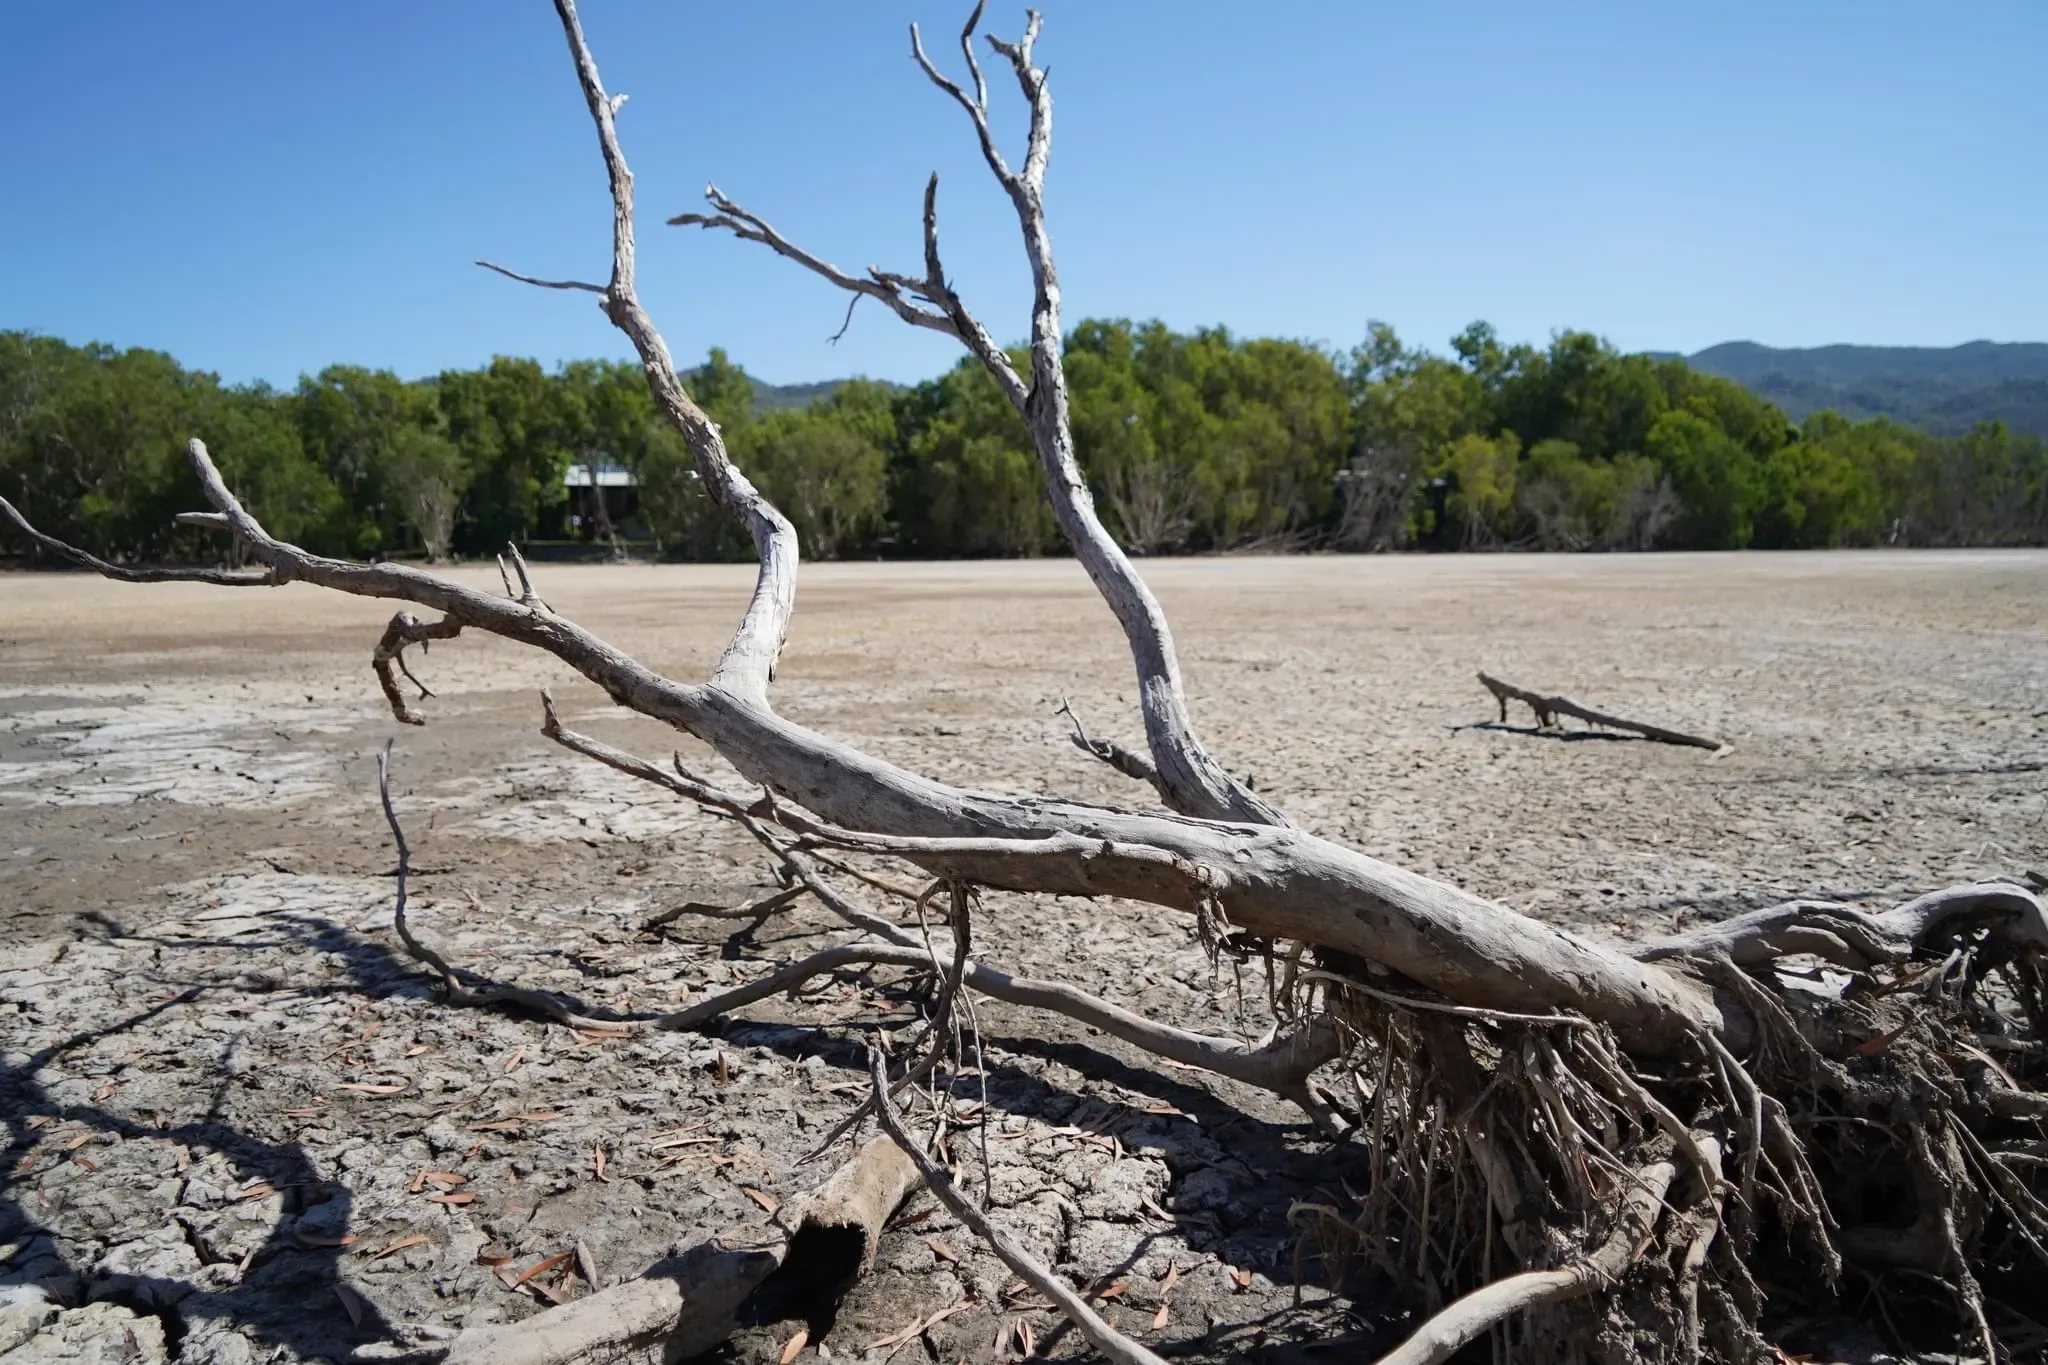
3,551,2044,1364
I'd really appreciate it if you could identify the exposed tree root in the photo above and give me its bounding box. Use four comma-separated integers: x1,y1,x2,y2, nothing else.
1373,1150,1687,1365
1478,671,1727,752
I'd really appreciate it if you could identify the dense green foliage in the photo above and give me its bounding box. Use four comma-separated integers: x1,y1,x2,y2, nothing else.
5,324,2044,564
1684,340,2048,439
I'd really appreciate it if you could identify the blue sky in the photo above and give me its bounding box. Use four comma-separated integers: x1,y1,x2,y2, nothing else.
3,1,2042,389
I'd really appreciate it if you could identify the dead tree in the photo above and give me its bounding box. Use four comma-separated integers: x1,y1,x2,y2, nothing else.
6,4,2048,1362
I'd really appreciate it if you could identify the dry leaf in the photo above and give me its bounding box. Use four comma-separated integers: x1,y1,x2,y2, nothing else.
337,1082,408,1095
863,1316,925,1351
237,1183,274,1201
574,1240,599,1286
295,1231,358,1249
514,1252,574,1286
1093,1279,1128,1300
644,1121,713,1141
281,1107,324,1119
469,1111,562,1132
423,1171,466,1187
1150,1302,1170,1330
1232,1266,1255,1289
427,1192,475,1205
927,1237,958,1263
477,1253,514,1267
404,1044,431,1058
72,1156,98,1171
1856,1022,1913,1057
503,1048,524,1074
1160,1262,1182,1293
779,1327,808,1363
93,1081,121,1101
1016,1320,1036,1357
64,1133,93,1151
408,1170,427,1194
743,1187,778,1214
593,1145,609,1182
333,1283,368,1328
368,1234,428,1262
1139,1105,1188,1118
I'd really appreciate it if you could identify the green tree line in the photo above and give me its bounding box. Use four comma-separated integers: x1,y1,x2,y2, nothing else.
5,322,2044,564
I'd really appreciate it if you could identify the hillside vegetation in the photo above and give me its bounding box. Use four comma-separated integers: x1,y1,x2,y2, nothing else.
1686,340,2048,437
4,323,2044,564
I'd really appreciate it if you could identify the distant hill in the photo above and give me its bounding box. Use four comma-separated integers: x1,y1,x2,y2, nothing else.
1680,340,2048,437
748,376,851,412
671,364,899,415
749,375,908,413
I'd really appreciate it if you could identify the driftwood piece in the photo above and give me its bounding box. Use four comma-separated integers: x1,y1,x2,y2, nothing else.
439,1135,916,1365
1477,671,1726,752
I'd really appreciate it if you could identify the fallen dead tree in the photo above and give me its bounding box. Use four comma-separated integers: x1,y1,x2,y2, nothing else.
1478,671,1728,752
5,3,2046,1362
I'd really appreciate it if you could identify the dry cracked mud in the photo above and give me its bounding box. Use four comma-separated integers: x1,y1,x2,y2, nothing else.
3,551,2045,1363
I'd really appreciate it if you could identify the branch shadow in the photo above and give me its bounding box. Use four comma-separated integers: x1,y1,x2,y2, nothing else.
1447,720,1642,744
1,985,401,1361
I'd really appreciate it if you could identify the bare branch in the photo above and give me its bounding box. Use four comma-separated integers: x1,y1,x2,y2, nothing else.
503,540,546,609
984,12,1050,192
899,9,1280,824
474,259,606,294
1,490,273,586
1058,695,1165,797
540,0,798,702
910,7,1015,189
377,740,639,1031
1634,882,2048,969
826,292,860,344
866,1049,1170,1365
373,611,463,726
670,187,958,338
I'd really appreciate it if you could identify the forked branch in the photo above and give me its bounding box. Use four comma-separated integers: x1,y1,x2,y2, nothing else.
673,3,1281,827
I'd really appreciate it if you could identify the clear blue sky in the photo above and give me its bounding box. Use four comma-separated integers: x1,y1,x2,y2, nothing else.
3,1,2042,390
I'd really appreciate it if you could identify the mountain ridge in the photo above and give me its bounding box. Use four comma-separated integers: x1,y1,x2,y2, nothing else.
727,340,2048,438
1677,339,2048,436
